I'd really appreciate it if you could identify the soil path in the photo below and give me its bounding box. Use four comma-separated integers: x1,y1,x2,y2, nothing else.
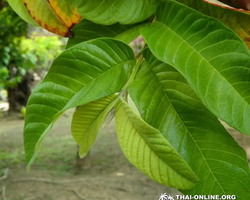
0,110,180,200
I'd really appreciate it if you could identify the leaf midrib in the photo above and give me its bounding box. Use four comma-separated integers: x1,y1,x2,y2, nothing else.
78,96,117,146
122,102,197,182
149,64,227,194
62,59,134,110
157,20,250,111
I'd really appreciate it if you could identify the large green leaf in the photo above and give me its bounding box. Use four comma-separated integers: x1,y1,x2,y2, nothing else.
141,0,250,135
128,49,250,196
74,0,158,25
72,94,118,158
7,0,37,26
67,20,146,48
115,99,199,190
178,0,250,49
24,38,135,168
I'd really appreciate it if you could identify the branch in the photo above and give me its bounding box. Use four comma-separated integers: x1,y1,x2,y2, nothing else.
70,188,89,200
12,178,62,185
24,196,36,200
2,186,7,200
0,169,9,181
12,178,89,200
12,177,92,184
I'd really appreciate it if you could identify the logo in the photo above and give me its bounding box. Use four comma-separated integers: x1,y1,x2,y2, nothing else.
159,193,175,200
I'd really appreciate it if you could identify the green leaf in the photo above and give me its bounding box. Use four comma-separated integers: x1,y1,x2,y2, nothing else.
115,99,199,190
74,0,158,25
67,20,146,48
128,49,250,196
71,94,118,158
24,38,135,169
7,0,37,26
178,0,250,49
141,0,250,135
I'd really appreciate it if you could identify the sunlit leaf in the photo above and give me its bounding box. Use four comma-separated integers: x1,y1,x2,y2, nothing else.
72,95,118,158
115,99,199,190
128,48,250,196
74,0,158,25
141,0,250,135
178,0,250,48
24,38,135,169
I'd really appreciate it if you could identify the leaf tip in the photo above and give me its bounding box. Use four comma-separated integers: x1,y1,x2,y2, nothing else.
26,165,31,172
26,155,35,172
79,148,88,159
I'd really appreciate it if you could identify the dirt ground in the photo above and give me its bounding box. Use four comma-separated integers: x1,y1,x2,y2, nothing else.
1,108,250,200
0,110,180,200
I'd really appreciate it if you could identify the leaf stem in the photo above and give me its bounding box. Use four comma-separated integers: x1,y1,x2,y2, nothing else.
129,54,144,84
119,54,144,101
124,54,143,88
135,41,147,59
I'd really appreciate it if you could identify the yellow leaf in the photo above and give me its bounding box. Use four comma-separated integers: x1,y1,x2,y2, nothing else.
23,0,81,37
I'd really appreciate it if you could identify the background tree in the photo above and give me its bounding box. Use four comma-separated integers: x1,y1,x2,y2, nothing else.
0,0,28,113
0,0,63,114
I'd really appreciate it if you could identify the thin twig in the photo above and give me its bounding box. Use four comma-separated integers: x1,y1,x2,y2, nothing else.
2,186,7,200
24,196,36,200
110,186,129,192
12,178,62,184
12,178,87,184
12,178,89,200
70,188,88,200
0,168,9,181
